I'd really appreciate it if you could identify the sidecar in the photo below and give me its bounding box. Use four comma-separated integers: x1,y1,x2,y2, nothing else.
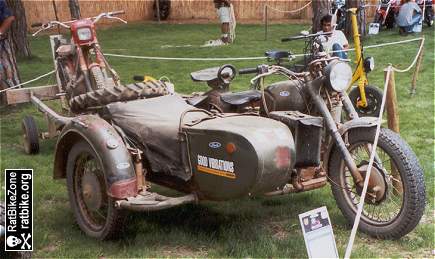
46,93,296,238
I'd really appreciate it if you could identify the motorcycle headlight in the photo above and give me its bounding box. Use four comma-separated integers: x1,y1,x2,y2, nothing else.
324,60,352,92
364,56,375,73
77,27,92,41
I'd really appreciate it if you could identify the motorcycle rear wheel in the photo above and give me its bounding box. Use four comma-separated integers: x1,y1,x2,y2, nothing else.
328,128,426,239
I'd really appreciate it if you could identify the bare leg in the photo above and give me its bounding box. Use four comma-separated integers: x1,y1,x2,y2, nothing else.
221,22,230,43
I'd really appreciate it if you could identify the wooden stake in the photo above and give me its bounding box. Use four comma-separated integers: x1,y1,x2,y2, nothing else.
410,44,424,96
384,68,399,133
264,5,268,40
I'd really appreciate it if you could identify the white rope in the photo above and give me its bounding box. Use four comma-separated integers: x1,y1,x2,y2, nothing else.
104,37,424,61
390,37,425,73
104,53,266,61
344,66,392,258
0,70,56,93
265,1,312,14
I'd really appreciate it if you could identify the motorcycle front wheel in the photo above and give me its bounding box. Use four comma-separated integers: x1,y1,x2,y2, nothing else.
328,128,426,239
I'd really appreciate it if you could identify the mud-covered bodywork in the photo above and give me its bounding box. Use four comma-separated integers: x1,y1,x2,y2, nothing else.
106,94,295,200
185,115,295,200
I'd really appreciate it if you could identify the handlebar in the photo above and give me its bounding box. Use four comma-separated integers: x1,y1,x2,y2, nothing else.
31,23,42,28
239,67,259,75
31,10,126,36
281,31,332,42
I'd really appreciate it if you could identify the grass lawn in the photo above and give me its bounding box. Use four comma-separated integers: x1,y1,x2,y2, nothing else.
0,22,433,258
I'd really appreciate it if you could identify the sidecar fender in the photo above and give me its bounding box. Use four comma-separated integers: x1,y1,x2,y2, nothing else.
324,117,378,171
53,115,137,199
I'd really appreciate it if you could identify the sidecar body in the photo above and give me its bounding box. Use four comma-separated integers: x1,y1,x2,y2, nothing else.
104,94,296,201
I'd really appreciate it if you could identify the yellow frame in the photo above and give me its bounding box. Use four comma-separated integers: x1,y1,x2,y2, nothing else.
348,8,369,108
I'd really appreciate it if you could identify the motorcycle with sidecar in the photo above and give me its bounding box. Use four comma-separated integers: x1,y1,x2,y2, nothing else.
25,11,299,240
171,37,426,239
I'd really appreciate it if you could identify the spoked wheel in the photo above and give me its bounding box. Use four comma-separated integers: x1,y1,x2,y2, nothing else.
21,115,39,154
349,85,383,117
66,141,126,240
329,128,426,239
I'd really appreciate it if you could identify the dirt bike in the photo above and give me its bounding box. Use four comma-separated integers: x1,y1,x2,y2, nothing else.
374,0,400,29
178,48,426,239
31,11,168,115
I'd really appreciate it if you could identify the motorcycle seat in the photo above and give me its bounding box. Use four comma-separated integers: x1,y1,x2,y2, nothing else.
220,90,262,106
191,67,220,82
265,50,292,60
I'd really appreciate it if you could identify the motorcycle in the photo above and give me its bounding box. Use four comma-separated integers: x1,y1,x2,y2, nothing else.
175,37,426,239
26,12,300,241
374,0,401,29
417,0,434,27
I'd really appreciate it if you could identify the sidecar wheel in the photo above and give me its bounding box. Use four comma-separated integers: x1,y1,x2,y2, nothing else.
66,140,126,240
349,85,383,117
22,115,39,154
328,128,425,239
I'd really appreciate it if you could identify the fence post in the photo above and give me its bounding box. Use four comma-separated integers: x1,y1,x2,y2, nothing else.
384,68,399,133
264,4,268,40
410,44,424,96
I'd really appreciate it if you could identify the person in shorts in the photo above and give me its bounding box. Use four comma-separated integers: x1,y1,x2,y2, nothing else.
319,14,349,59
214,0,231,44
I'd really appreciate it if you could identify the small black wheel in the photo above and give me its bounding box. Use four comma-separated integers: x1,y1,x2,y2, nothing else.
349,85,383,117
66,140,126,240
21,116,39,154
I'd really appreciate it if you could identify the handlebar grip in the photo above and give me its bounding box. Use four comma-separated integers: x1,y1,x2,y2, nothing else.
110,10,125,16
239,67,259,75
133,75,145,81
31,23,43,28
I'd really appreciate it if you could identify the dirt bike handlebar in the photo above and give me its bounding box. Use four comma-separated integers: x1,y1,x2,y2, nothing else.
31,10,126,36
239,67,259,75
281,31,332,42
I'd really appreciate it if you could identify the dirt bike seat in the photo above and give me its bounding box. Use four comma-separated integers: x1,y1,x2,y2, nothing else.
190,67,220,82
220,90,262,106
265,50,292,60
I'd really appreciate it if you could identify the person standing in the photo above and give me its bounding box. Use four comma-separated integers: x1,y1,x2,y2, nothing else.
0,0,16,105
214,0,231,44
396,0,422,34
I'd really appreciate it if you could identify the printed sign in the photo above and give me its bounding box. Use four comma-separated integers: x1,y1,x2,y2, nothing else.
368,23,380,35
5,169,33,252
197,155,235,179
299,206,338,259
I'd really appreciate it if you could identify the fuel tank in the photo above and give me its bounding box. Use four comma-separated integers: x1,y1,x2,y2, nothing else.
261,80,307,114
183,115,295,200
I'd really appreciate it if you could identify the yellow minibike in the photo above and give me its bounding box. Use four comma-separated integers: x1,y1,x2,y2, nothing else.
347,8,383,117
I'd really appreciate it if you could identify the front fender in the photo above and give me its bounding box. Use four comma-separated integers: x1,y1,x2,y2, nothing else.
53,115,137,199
323,117,378,171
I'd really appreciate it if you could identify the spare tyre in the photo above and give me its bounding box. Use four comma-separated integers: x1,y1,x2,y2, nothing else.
69,81,169,112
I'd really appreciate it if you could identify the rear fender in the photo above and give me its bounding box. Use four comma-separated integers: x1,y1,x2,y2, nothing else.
53,115,137,199
323,117,377,171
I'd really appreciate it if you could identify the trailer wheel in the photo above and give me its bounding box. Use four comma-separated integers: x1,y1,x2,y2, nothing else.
69,81,169,112
22,116,39,155
66,140,126,240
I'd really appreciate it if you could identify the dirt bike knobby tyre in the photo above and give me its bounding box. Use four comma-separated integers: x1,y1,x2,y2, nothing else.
328,127,426,239
69,81,168,112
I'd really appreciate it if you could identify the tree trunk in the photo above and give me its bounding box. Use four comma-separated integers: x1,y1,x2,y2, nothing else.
345,0,366,38
311,0,331,33
5,0,31,58
0,39,21,105
69,0,81,20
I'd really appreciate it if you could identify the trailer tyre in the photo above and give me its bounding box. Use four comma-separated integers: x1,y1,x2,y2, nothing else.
66,140,126,240
69,81,169,112
22,115,39,155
